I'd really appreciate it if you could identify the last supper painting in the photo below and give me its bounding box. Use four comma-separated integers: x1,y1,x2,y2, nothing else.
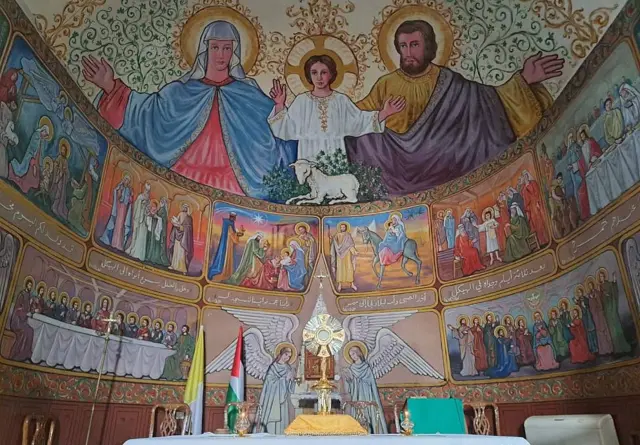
3,0,640,443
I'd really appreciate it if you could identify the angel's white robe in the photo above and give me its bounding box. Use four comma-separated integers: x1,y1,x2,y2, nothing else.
256,361,294,434
345,360,388,434
268,91,384,161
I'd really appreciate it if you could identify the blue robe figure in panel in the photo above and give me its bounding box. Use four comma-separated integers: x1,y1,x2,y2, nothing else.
208,213,241,280
283,241,307,290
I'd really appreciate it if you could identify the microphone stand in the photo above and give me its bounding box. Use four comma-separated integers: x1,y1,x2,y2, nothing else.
85,318,120,445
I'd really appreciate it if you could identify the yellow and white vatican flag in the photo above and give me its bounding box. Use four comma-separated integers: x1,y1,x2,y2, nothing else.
184,326,205,435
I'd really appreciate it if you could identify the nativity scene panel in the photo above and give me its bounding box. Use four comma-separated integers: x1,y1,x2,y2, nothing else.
93,148,211,278
432,153,550,282
207,202,319,293
0,37,108,239
537,41,640,240
444,249,639,382
322,206,434,294
0,244,199,381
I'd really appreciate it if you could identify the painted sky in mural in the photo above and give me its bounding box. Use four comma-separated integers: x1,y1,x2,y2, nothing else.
323,206,433,293
0,37,108,238
1,245,199,381
94,148,211,278
444,250,638,382
538,42,640,240
208,202,319,294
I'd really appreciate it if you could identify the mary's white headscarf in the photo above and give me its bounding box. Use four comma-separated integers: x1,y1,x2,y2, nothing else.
181,20,246,83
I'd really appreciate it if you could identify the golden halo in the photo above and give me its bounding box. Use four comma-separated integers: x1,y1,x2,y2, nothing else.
548,307,559,319
285,35,358,96
274,342,297,364
63,106,73,122
558,298,571,309
99,295,112,309
121,170,131,181
22,275,34,288
515,315,527,326
35,281,46,294
597,267,609,281
578,124,590,138
83,301,93,311
494,326,507,338
152,318,164,329
377,5,454,72
436,210,444,218
58,292,69,302
180,7,259,74
47,287,58,298
295,222,311,234
390,211,403,221
127,312,139,323
166,321,177,331
482,207,495,219
483,311,495,322
533,310,543,320
565,128,575,147
585,276,597,290
38,116,54,141
287,236,302,247
140,315,151,326
337,221,351,233
114,310,125,320
58,138,71,159
70,296,81,307
343,340,369,364
471,315,481,325
456,314,469,326
571,305,583,318
280,247,292,256
574,285,586,298
43,156,53,170
502,314,514,326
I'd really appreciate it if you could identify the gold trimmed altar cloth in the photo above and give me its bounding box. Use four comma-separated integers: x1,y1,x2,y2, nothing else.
284,414,367,436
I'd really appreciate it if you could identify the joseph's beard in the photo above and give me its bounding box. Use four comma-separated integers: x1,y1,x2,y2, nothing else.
400,57,429,75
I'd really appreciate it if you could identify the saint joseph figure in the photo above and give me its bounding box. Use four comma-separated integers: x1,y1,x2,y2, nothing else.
82,21,296,199
346,20,562,195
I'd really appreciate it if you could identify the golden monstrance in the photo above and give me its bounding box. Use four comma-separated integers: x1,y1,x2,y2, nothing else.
302,313,345,415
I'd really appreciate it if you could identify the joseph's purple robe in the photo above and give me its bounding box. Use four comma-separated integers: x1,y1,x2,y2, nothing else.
169,213,194,269
345,68,516,195
9,289,34,361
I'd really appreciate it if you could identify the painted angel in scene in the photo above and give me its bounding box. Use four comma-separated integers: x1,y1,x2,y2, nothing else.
341,311,444,434
205,308,299,435
20,57,101,154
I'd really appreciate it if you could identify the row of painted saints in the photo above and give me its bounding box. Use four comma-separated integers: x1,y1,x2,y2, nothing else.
206,306,444,434
81,18,564,203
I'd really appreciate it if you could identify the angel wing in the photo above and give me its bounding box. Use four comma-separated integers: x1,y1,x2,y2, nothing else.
20,58,63,115
368,328,444,380
68,110,100,153
205,327,273,380
0,232,14,300
222,307,299,354
343,311,417,351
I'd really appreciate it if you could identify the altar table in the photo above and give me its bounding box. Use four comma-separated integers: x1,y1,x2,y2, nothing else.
124,433,530,445
28,313,176,379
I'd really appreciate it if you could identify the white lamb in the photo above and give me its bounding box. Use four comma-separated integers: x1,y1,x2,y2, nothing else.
286,159,360,205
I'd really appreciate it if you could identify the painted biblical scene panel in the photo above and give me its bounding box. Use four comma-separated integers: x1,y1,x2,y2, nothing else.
444,249,638,382
0,245,199,381
207,202,320,293
432,153,551,282
0,224,19,315
537,42,640,240
322,206,434,294
93,148,211,278
621,228,640,313
0,37,108,238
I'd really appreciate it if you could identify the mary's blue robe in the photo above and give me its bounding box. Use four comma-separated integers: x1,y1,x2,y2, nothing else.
208,218,236,279
284,246,307,290
99,183,133,247
486,338,519,378
379,225,407,254
113,79,297,199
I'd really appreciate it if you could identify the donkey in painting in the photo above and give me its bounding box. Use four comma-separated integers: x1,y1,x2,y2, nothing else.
356,226,422,289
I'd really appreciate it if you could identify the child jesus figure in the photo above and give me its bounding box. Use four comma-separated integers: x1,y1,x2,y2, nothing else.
268,54,406,161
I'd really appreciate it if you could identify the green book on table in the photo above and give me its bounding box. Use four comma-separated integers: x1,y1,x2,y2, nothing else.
403,398,466,434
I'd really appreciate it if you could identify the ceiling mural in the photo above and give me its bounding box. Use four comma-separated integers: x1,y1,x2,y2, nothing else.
11,0,622,205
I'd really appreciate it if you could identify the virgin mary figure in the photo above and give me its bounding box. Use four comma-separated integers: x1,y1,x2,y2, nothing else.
85,21,296,199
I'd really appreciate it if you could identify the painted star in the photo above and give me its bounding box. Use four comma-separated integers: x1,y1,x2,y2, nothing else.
252,213,266,225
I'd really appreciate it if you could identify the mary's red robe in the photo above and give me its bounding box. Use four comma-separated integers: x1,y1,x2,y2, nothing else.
521,180,549,246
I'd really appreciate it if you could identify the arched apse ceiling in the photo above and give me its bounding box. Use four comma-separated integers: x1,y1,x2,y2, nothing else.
13,0,624,206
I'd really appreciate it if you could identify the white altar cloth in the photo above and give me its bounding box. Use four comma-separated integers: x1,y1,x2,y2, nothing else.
586,129,640,215
28,313,176,379
124,433,530,445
